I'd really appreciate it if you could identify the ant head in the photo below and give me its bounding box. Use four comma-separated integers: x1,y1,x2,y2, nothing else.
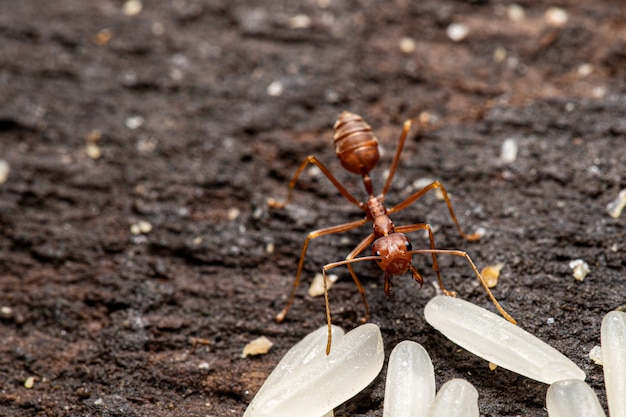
372,233,413,276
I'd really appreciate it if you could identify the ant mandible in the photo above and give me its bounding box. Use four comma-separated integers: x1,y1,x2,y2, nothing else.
269,111,516,354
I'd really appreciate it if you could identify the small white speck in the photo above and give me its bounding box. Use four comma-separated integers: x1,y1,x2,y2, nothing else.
589,345,603,365
473,227,487,239
399,37,416,54
122,0,143,16
500,138,518,163
125,115,144,130
446,23,469,42
547,317,555,325
198,362,210,370
493,46,507,63
227,207,241,221
288,14,312,29
131,220,152,235
24,376,35,389
578,63,593,77
569,259,590,281
544,7,568,27
507,4,525,22
267,81,284,97
592,86,606,98
0,160,10,185
607,189,626,218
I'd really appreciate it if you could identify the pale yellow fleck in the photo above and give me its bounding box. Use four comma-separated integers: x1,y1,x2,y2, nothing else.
481,263,505,288
227,207,240,221
0,160,10,185
607,189,626,219
94,28,113,45
242,336,273,358
86,143,102,159
544,7,568,27
399,37,416,54
122,0,143,16
308,273,338,297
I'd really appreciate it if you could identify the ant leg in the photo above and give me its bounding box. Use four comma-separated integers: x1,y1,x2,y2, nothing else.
380,119,412,199
343,233,376,323
275,218,369,323
409,248,517,325
268,156,365,210
322,253,382,354
395,223,456,297
388,181,482,241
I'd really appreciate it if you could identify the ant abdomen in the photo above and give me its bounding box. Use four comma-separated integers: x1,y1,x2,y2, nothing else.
333,111,380,175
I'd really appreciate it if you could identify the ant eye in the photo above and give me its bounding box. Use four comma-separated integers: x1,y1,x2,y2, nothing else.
375,250,381,257
405,241,412,251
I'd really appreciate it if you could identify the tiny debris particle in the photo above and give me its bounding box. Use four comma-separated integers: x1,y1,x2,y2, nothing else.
86,143,102,159
85,129,102,144
489,362,498,371
1,306,13,316
481,263,505,288
152,21,165,36
227,207,241,221
131,220,152,235
122,0,142,16
267,81,284,97
544,7,568,27
507,4,525,22
24,376,35,389
500,138,518,163
399,37,416,54
265,242,275,254
589,345,603,365
578,63,594,77
288,14,312,29
606,189,626,219
446,23,469,42
242,336,273,358
592,86,607,98
0,160,10,185
94,28,113,45
569,259,590,282
473,227,487,239
547,317,555,325
308,273,338,297
198,362,210,370
418,111,434,126
493,46,507,63
125,115,144,130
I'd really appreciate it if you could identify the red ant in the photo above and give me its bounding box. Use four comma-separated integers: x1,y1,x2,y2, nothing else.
269,111,516,354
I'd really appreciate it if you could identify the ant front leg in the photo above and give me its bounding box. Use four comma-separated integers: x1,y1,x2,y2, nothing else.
268,155,365,210
342,233,376,324
275,218,369,323
322,251,382,355
409,248,517,325
388,181,482,241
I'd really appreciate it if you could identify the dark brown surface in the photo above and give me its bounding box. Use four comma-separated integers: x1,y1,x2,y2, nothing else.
1,1,625,416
